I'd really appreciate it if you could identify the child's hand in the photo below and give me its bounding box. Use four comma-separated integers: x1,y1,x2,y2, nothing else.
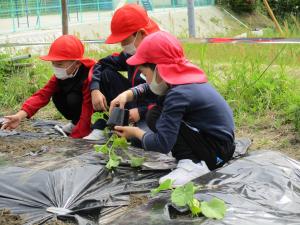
1,115,21,130
1,110,27,130
109,91,131,114
114,126,145,140
91,90,108,111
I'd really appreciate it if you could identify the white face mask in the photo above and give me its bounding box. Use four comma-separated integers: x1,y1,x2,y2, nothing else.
122,32,139,55
149,67,169,96
53,61,78,80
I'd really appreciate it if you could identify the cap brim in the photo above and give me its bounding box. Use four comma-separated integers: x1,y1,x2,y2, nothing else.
39,55,70,61
105,31,133,44
126,53,146,66
157,62,207,85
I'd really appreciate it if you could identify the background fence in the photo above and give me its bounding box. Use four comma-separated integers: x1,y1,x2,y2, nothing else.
0,0,215,33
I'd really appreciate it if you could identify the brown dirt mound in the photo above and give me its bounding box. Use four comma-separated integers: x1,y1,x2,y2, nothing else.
0,209,24,225
129,194,149,208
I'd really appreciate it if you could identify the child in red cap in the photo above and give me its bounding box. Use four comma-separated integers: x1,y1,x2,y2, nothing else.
1,35,96,138
110,31,235,187
84,4,160,141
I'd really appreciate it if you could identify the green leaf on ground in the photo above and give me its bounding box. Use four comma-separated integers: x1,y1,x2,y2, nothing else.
94,144,109,154
201,198,227,220
171,182,195,207
130,157,145,167
151,179,173,196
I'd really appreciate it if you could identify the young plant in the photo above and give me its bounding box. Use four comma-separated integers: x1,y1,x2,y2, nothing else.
151,179,226,219
94,134,145,170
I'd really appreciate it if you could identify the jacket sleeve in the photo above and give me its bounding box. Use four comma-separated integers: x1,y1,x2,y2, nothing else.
132,83,157,120
90,63,102,91
141,90,189,154
21,76,58,118
70,69,94,138
90,52,129,91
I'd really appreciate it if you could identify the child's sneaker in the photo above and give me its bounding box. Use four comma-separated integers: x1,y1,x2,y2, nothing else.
83,129,106,141
159,159,210,187
61,122,75,134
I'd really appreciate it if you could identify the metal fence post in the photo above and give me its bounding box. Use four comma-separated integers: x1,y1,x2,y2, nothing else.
97,0,100,23
79,0,83,23
36,0,41,29
10,0,16,32
187,0,196,38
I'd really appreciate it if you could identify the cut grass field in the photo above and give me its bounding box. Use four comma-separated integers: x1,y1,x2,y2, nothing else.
0,36,299,159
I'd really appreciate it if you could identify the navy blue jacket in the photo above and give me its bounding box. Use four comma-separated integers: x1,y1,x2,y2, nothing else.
90,52,156,119
132,83,235,154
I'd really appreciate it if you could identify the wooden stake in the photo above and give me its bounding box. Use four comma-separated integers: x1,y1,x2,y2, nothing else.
263,0,283,35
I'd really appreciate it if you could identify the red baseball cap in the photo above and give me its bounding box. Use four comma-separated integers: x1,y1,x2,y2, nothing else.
105,4,160,44
40,35,95,67
126,31,207,85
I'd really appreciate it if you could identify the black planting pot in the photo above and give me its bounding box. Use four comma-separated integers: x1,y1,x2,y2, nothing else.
107,107,129,129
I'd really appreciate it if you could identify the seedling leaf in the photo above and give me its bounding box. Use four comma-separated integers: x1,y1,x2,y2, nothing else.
112,137,128,148
188,198,202,216
171,182,194,207
151,179,173,196
94,144,109,154
91,111,109,124
106,158,120,169
130,157,145,167
201,198,226,220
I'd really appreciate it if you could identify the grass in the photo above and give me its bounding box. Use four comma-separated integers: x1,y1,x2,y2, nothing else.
182,42,300,133
183,39,300,159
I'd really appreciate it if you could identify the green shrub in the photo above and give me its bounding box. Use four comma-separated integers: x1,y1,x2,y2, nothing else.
229,0,257,13
267,0,300,20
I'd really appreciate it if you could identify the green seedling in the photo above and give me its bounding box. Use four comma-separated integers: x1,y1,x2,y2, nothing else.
94,134,145,170
151,179,226,219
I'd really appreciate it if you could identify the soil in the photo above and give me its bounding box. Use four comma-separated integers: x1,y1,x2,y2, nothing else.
236,122,300,160
0,209,24,225
0,137,67,158
43,220,74,225
129,194,149,208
